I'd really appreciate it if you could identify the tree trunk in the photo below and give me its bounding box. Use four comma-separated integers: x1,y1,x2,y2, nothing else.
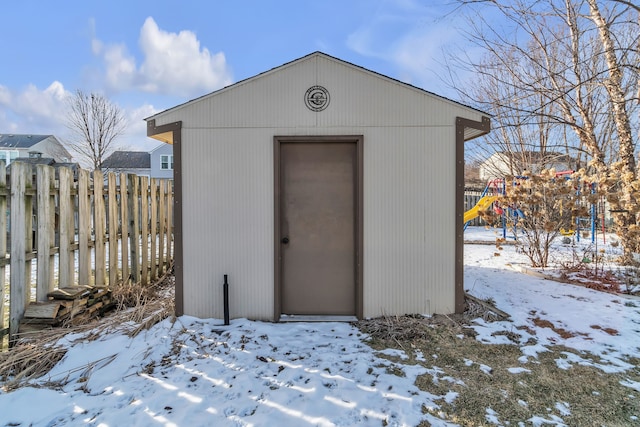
587,0,638,255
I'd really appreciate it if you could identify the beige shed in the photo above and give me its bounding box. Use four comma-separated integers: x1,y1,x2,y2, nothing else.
146,52,490,321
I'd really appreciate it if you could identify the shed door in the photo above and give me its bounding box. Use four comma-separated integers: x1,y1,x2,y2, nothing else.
280,142,356,315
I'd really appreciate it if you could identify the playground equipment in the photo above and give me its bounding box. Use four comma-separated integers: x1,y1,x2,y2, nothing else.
560,227,575,236
463,179,504,231
464,172,605,243
463,195,498,224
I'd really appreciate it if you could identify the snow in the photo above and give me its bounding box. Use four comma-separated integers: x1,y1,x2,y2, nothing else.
1,226,639,426
485,407,501,424
621,379,640,392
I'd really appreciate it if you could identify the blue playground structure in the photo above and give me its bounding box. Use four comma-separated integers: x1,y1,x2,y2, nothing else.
464,172,602,243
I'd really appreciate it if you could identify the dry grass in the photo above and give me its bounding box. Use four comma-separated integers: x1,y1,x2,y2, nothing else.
0,269,175,391
357,304,640,426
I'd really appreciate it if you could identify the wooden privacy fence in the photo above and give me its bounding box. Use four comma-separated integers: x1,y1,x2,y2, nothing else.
0,162,173,345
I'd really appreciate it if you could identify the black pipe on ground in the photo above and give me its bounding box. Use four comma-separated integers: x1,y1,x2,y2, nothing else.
223,274,230,326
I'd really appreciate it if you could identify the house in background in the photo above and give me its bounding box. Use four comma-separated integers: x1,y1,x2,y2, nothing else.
0,134,72,165
102,143,173,178
150,143,173,179
479,151,576,181
102,151,151,176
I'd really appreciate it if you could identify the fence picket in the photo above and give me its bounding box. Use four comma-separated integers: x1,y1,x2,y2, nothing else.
150,179,158,281
120,173,129,283
0,162,6,339
128,175,140,283
140,176,149,286
166,181,173,268
94,170,105,287
78,169,91,285
158,180,166,275
59,167,75,288
108,173,118,286
36,165,54,300
24,171,33,306
9,163,28,345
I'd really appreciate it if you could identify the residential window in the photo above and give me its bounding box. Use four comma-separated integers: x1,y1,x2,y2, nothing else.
0,150,19,165
160,155,173,170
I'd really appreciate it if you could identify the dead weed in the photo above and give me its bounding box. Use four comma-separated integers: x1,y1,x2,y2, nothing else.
0,269,175,391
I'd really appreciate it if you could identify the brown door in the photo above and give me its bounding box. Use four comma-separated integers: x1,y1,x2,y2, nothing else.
280,142,356,315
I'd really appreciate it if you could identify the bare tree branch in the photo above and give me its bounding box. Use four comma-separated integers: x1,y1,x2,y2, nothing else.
65,90,127,170
451,0,639,254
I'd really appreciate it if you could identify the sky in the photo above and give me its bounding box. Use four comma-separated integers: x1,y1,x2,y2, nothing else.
0,0,487,154
1,227,638,425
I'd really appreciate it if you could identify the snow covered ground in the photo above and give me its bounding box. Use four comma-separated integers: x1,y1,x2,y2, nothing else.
0,227,639,426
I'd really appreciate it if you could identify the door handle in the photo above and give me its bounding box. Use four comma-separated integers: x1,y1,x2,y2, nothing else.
281,237,290,244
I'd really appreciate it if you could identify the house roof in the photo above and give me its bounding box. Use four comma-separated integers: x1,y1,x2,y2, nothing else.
145,51,490,123
0,134,51,148
486,151,575,164
12,157,56,166
102,151,151,169
150,143,173,154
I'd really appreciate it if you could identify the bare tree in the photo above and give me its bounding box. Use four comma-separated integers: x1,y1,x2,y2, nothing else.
65,90,127,170
462,46,574,180
452,0,639,255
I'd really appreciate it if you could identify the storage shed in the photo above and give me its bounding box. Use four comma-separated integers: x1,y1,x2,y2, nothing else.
146,52,490,321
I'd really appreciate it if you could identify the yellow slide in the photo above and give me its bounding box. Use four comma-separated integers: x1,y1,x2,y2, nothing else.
464,195,498,224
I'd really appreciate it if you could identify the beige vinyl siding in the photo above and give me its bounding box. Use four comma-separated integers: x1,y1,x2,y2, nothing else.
150,52,488,320
180,128,274,320
179,126,457,319
362,127,456,317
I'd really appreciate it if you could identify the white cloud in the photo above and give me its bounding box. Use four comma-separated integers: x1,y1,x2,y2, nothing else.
0,85,11,105
0,81,71,134
93,17,233,98
0,80,163,154
390,26,461,84
346,1,467,93
138,17,232,95
103,43,137,90
0,96,19,134
121,103,163,152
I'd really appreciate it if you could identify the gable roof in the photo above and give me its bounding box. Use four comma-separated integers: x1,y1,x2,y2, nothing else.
0,134,51,148
146,51,489,122
102,151,151,169
150,143,173,154
12,157,56,166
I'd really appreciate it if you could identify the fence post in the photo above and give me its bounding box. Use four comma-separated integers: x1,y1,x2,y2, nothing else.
36,165,54,300
9,163,28,344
